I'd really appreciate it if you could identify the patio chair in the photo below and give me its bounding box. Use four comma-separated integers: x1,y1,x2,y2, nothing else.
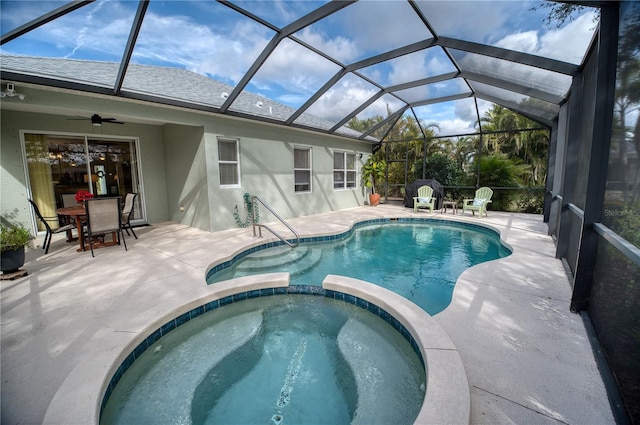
121,192,138,239
58,193,81,226
413,185,435,213
61,193,78,208
28,199,77,254
462,187,493,217
85,197,127,257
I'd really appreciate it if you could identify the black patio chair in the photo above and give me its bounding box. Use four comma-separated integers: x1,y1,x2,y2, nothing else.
121,192,138,239
28,199,76,254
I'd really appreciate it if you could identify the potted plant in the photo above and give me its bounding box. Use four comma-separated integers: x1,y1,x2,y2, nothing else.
1,223,33,274
361,156,387,206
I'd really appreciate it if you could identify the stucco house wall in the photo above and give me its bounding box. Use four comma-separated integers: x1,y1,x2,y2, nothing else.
200,116,371,231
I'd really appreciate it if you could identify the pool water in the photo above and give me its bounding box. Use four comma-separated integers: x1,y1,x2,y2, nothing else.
100,295,426,425
209,222,510,315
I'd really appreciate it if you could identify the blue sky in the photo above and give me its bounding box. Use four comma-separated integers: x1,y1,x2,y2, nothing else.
1,0,597,137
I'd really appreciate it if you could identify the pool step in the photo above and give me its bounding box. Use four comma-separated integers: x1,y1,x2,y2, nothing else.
236,247,322,277
245,245,303,260
237,246,310,271
289,249,323,277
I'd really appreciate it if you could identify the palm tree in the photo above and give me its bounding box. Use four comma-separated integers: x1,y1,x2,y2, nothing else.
481,105,519,155
347,115,384,134
480,104,548,187
451,136,479,175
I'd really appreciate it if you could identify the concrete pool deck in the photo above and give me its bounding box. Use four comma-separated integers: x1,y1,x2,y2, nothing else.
1,205,614,424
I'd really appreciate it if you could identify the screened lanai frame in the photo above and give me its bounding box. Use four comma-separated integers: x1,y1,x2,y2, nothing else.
2,2,640,424
0,0,594,142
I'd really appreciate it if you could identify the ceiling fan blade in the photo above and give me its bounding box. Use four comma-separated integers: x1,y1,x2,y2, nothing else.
102,118,125,125
66,114,124,124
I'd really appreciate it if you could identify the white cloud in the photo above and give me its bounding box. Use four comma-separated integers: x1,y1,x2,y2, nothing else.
249,38,341,100
6,0,135,60
65,2,133,59
306,76,378,123
537,12,596,63
1,1,68,34
415,103,452,123
279,93,308,106
416,1,515,43
359,48,455,88
388,53,430,87
495,31,539,54
476,99,494,119
134,15,215,63
270,0,312,26
455,99,479,124
436,118,476,137
394,86,432,104
133,14,271,84
411,97,490,137
294,0,431,65
493,10,596,64
336,0,429,57
296,27,358,64
427,54,455,76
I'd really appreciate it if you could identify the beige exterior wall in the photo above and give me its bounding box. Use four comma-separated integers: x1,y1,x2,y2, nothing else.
199,117,371,231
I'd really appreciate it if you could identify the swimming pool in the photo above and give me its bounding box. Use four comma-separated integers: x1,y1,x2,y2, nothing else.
207,219,511,315
98,219,493,425
100,292,426,425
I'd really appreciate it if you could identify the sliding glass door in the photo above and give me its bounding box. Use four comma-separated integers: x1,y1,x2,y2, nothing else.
24,133,143,231
87,138,140,200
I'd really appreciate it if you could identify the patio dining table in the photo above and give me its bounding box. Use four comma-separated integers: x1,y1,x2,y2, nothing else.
56,205,117,252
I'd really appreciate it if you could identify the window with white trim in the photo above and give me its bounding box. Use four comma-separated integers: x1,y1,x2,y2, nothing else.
333,151,356,189
294,146,311,193
218,137,240,187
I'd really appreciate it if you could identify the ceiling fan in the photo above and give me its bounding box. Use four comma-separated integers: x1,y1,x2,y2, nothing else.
69,114,125,126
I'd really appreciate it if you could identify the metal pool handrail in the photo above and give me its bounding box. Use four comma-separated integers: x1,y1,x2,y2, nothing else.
251,195,300,248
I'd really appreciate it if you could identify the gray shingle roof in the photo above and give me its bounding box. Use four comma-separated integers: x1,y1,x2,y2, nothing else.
0,55,367,139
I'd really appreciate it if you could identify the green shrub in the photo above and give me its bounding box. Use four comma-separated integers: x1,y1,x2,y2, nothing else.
470,154,530,210
1,224,33,253
412,154,464,186
515,189,544,213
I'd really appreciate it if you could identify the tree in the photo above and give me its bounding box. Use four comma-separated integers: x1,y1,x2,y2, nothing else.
346,115,384,133
411,154,463,187
530,2,598,28
480,104,548,187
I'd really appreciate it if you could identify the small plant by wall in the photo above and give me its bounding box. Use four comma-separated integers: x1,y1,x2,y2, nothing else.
233,193,259,228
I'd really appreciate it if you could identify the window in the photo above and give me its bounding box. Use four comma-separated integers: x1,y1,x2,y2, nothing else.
334,151,356,189
218,138,240,187
294,147,311,193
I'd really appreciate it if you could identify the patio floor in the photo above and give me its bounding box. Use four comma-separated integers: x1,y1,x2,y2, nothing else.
1,204,614,424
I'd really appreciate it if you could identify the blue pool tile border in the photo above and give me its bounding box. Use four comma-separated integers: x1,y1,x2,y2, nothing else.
100,285,424,417
205,217,510,282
